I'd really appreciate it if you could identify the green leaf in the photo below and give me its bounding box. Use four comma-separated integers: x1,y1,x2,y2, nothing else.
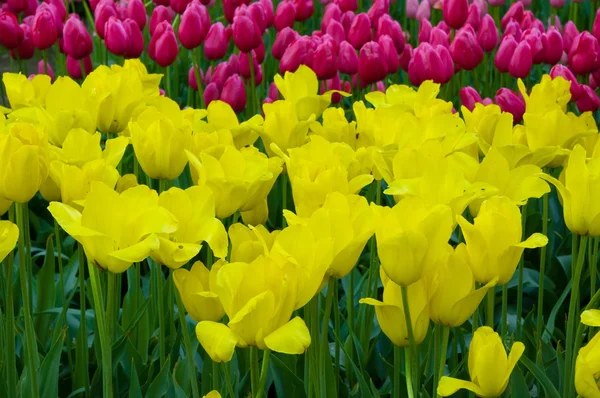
38,327,66,398
333,329,373,398
519,355,561,398
129,360,143,398
35,235,57,345
172,361,190,398
543,280,571,341
510,363,531,397
146,357,171,398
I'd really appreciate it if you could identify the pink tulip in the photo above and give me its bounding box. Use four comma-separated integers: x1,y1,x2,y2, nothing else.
430,26,449,47
123,18,144,58
0,11,22,49
126,0,147,29
10,23,32,59
550,64,581,100
104,17,127,56
543,27,563,65
188,66,200,91
376,14,404,52
508,40,533,78
203,82,220,105
204,22,229,60
522,28,545,65
274,1,295,30
466,3,480,31
378,34,399,74
495,35,517,73
443,0,468,29
149,21,179,67
459,86,483,111
279,36,314,73
179,2,210,49
495,88,525,123
399,43,413,71
450,27,483,70
232,14,261,52
569,32,600,75
149,5,172,36
519,10,535,30
321,3,341,31
348,12,371,49
406,0,418,19
502,20,521,42
63,15,92,59
563,20,579,53
221,74,246,113
335,0,357,12
268,82,278,100
210,61,234,89
338,40,359,74
238,50,260,79
367,0,389,28
326,20,346,45
501,2,523,29
358,41,387,86
37,59,54,79
408,43,453,85
415,0,430,21
418,18,432,43
340,10,354,34
272,26,298,59
313,39,338,80
293,0,313,21
94,0,117,39
593,8,600,43
576,84,600,113
7,0,27,13
260,0,274,27
477,14,497,52
66,55,92,79
32,3,58,49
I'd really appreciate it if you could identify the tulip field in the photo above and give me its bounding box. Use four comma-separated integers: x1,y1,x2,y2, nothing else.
3,0,600,397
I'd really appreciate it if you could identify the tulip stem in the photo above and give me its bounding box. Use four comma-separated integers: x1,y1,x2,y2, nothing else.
501,285,508,337
3,231,16,398
393,344,401,398
79,60,88,80
256,349,271,397
320,278,336,396
400,285,418,396
404,348,415,398
165,66,172,100
54,221,66,311
516,203,528,338
107,272,116,340
590,238,598,299
192,48,205,108
223,362,235,398
151,258,166,367
213,357,220,392
436,326,450,398
563,235,588,398
486,288,495,327
78,244,90,396
15,202,39,398
536,192,549,354
250,346,259,396
87,260,113,398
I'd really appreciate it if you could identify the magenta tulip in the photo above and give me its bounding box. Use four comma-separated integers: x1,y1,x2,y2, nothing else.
466,3,480,31
577,84,600,113
460,86,483,111
563,20,579,52
272,26,298,59
477,14,497,52
274,1,295,31
279,36,314,73
450,27,483,70
367,0,389,28
415,0,430,21
321,3,341,31
338,40,359,74
418,18,432,43
399,42,413,71
508,40,533,78
94,0,117,39
126,0,147,29
0,11,22,49
336,0,357,12
203,82,220,105
179,2,210,49
327,20,346,45
430,26,449,47
104,17,127,56
293,0,313,21
149,21,179,67
495,88,525,123
501,1,523,29
522,28,545,65
63,16,92,59
378,34,399,74
37,59,55,80
32,4,58,49
149,5,172,35
543,27,563,65
443,0,468,29
376,14,404,52
568,32,600,75
494,35,517,73
313,39,338,80
123,18,144,58
593,8,600,43
10,23,32,59
66,55,92,79
238,51,260,79
232,14,261,52
204,22,229,60
358,41,387,86
220,74,246,113
550,64,581,100
348,13,371,50
340,10,354,34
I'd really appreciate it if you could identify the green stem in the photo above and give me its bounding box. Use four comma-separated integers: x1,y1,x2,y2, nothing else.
192,48,205,108
87,260,113,398
320,278,336,396
281,173,288,228
3,237,16,398
16,202,39,398
107,272,116,340
165,66,172,99
78,245,90,396
400,285,418,395
223,363,235,398
333,284,341,393
516,203,528,338
393,345,401,398
154,259,166,367
501,285,508,337
486,288,495,327
346,271,355,385
256,350,271,397
213,360,220,392
591,238,598,298
54,221,66,309
250,346,259,397
433,326,441,397
563,235,588,398
536,193,549,350
436,327,450,398
404,348,415,398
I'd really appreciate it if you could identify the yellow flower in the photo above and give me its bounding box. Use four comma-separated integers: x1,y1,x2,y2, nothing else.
458,196,548,285
372,197,454,287
519,75,571,115
576,311,600,398
542,145,600,236
261,99,315,156
115,174,139,193
186,146,283,220
0,221,19,263
438,326,525,397
276,135,373,217
0,196,12,216
151,186,228,269
0,121,49,203
429,244,497,327
273,65,345,121
50,128,129,169
189,128,235,155
462,103,514,154
173,260,225,322
195,255,311,362
117,59,162,97
229,223,279,263
2,73,51,110
309,107,358,149
359,277,430,346
203,391,221,398
48,182,178,273
284,192,374,279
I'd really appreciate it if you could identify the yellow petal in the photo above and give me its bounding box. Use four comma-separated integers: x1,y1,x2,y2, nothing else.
47,202,104,240
515,232,548,249
582,310,600,327
108,234,160,273
203,391,222,398
437,377,486,397
0,221,19,263
195,321,240,363
264,316,311,354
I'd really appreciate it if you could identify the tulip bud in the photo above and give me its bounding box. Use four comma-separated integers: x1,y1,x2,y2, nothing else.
550,0,565,7
7,0,27,13
367,0,389,28
495,88,525,123
563,20,579,52
508,40,532,78
170,0,191,14
66,55,92,79
418,18,432,43
188,66,200,90
222,0,240,23
522,28,545,65
326,20,345,45
501,1,523,29
207,62,233,90
494,35,517,73
204,22,229,60
238,51,259,79
378,34,399,74
358,41,387,86
543,27,563,65
438,44,455,83
279,36,314,73
293,0,313,21
232,14,261,52
430,26,449,47
104,17,127,56
179,3,210,49
149,5,172,35
247,2,267,32
321,3,341,31
313,39,338,80
149,21,179,67
338,40,359,74
568,32,600,75
63,15,93,59
503,20,521,42
466,3,480,31
47,0,67,22
336,0,357,12
376,14,404,52
450,28,483,70
274,1,295,31
0,11,23,50
399,42,413,71
126,0,147,29
593,8,600,43
406,0,418,19
260,0,274,27
477,14,497,52
460,86,483,111
94,0,117,39
415,0,430,21
348,12,371,50
443,0,468,29
549,64,581,100
519,10,535,30
577,84,600,113
10,23,33,59
32,4,58,49
203,82,220,106
122,18,144,58
220,74,246,113
272,26,298,59
37,59,54,80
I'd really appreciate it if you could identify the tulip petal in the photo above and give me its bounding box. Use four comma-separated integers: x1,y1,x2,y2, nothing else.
0,221,19,263
437,377,486,397
581,310,600,327
359,298,407,346
264,316,311,354
109,234,160,267
48,202,104,239
500,341,525,388
203,391,222,398
195,321,239,363
449,277,498,327
348,174,375,194
515,232,548,249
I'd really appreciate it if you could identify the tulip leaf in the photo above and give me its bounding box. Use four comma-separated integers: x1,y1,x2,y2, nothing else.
38,327,66,398
519,355,561,398
270,354,304,397
146,357,171,398
510,363,531,397
333,329,373,398
129,360,143,398
35,235,57,345
543,279,571,341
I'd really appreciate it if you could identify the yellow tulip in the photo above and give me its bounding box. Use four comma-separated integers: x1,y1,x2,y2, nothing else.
576,311,600,398
0,221,19,263
542,145,600,236
309,107,358,149
462,103,514,154
261,99,315,156
468,146,550,216
50,128,129,169
186,146,283,220
173,260,224,322
115,174,139,193
0,196,12,217
189,128,235,155
117,59,162,97
284,192,374,278
2,73,51,110
438,326,525,397
359,277,430,346
48,182,178,273
365,80,449,115
203,391,221,398
429,244,497,326
0,121,49,203
276,135,373,217
372,197,453,287
519,75,571,115
195,255,311,362
151,186,228,269
458,196,548,285
129,97,193,180
229,223,279,263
